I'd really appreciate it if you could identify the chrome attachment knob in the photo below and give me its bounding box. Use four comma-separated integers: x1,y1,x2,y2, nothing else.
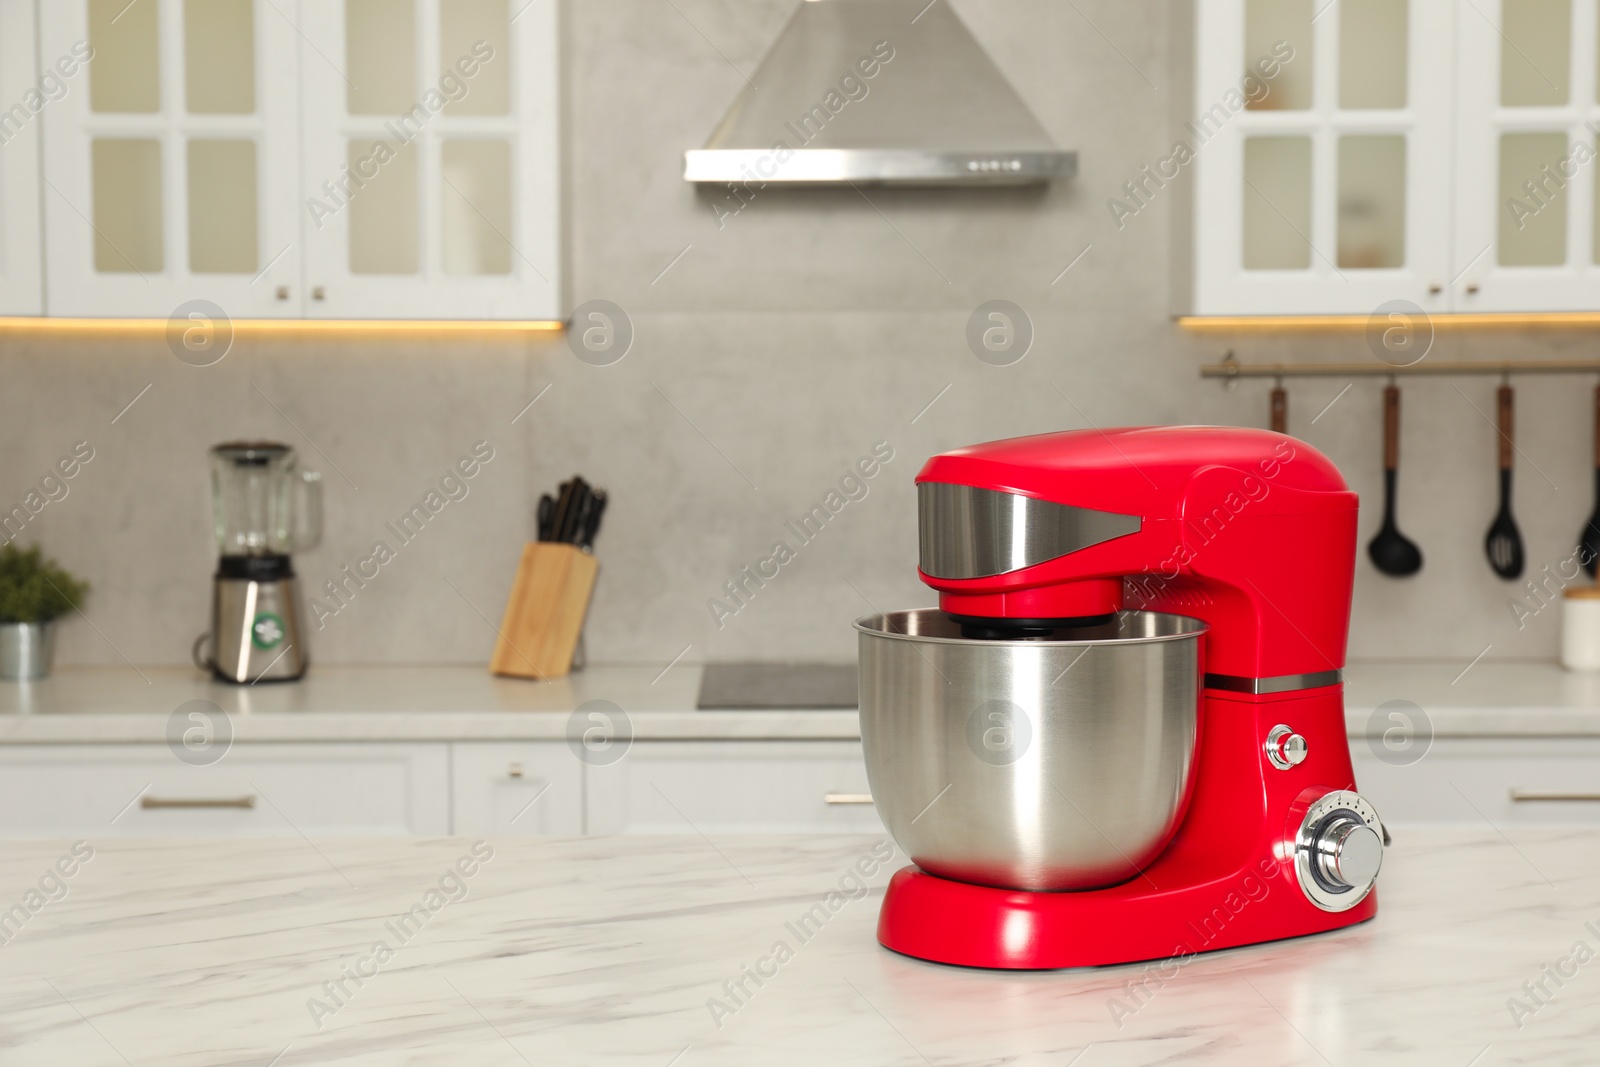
1294,790,1385,911
1266,724,1308,770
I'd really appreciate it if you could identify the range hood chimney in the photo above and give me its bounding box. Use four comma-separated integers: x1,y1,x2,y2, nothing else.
684,0,1076,186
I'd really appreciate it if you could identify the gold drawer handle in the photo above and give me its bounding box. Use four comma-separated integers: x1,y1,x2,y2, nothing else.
1510,789,1600,803
824,793,874,805
141,796,257,810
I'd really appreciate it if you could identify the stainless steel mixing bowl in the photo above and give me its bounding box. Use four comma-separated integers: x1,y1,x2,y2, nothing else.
856,608,1205,891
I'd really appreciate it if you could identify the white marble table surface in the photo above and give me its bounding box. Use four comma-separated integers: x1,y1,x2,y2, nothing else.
0,828,1596,1065
0,661,1598,743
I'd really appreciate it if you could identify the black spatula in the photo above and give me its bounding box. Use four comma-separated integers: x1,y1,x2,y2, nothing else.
1580,385,1600,577
1368,385,1423,576
1485,384,1525,580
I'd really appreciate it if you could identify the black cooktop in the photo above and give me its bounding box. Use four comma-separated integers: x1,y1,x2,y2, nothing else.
695,663,858,710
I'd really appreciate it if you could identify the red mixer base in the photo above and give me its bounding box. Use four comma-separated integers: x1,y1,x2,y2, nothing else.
877,863,1376,970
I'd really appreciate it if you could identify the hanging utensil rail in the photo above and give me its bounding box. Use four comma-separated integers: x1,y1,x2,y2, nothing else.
1202,354,1600,379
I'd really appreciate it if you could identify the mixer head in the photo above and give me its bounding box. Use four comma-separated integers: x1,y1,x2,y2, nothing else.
915,426,1358,680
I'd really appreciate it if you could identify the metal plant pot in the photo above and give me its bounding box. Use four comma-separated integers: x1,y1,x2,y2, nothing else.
856,608,1205,891
0,621,55,681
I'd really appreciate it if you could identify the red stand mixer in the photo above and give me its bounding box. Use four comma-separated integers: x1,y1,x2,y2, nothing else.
855,426,1384,969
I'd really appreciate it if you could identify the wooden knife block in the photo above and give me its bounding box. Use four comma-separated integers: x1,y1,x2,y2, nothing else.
489,543,599,679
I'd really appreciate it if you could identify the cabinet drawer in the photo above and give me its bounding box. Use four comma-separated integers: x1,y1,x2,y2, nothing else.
450,743,583,835
0,744,449,837
1352,739,1600,824
585,741,883,834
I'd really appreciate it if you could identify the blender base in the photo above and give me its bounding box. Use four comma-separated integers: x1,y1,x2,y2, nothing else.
876,860,1376,970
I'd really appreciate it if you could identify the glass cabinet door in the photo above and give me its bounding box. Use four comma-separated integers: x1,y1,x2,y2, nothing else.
1188,0,1456,315
39,0,301,317
1454,0,1600,310
0,0,42,316
296,0,560,320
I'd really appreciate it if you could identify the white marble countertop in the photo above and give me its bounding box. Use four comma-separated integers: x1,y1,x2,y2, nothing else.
0,660,1596,743
0,829,1594,1065
0,665,861,743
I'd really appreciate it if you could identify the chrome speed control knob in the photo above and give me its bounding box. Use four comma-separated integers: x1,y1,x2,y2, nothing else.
1313,816,1383,889
1293,790,1385,912
1265,724,1308,770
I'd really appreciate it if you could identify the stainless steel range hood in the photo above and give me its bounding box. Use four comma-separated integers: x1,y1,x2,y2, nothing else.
684,0,1075,186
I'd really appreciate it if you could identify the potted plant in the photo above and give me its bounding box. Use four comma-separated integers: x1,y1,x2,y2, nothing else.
0,544,88,681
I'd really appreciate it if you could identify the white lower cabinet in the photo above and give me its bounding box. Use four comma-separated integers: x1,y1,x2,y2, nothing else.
1352,739,1600,825
5,736,1591,836
450,743,583,836
0,740,877,837
0,744,449,837
585,741,884,835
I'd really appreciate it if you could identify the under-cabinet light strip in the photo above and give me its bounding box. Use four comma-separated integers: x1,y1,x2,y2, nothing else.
1180,313,1600,330
0,317,564,334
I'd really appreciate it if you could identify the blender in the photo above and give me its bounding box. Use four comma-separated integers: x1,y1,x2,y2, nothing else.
194,442,322,683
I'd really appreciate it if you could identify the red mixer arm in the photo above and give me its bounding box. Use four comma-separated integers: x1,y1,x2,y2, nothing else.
1165,464,1357,679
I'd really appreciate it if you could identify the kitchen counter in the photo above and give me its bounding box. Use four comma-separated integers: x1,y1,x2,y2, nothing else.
0,660,1597,743
0,659,1593,742
0,664,860,743
0,828,1594,1065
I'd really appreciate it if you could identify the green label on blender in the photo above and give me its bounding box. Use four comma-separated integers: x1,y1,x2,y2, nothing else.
251,612,286,650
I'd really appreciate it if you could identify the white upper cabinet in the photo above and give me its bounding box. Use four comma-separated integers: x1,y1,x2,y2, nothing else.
40,0,302,317
1186,0,1600,316
296,0,560,320
1184,0,1457,316
0,0,43,315
1454,0,1600,311
34,0,560,321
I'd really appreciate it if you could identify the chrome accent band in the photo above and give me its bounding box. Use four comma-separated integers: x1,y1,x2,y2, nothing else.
1204,669,1342,695
917,483,1140,580
685,149,1075,185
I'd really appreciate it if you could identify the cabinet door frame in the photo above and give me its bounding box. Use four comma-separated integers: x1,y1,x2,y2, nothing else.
1186,0,1457,316
38,0,303,318
0,0,42,316
449,741,584,835
295,0,560,320
584,740,884,835
1452,0,1600,311
0,742,451,837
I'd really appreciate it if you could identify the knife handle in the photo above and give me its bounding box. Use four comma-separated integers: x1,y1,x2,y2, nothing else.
564,491,589,545
537,494,555,541
1269,386,1287,435
1497,384,1514,471
549,481,575,544
581,492,607,550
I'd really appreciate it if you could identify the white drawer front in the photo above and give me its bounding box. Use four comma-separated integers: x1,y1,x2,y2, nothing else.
450,743,583,835
0,744,449,837
585,741,883,835
1353,739,1600,824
